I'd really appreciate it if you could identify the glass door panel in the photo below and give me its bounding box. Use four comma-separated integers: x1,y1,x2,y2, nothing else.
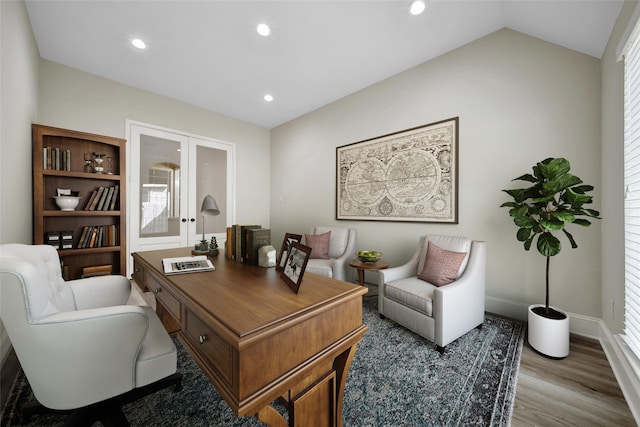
129,125,190,254
191,138,233,247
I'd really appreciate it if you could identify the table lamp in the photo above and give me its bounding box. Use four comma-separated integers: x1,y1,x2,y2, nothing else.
198,194,220,251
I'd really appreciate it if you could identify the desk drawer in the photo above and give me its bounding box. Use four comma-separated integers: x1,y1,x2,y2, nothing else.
146,271,181,322
184,308,233,385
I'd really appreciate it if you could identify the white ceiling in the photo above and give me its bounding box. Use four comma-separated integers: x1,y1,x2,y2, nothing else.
25,0,624,129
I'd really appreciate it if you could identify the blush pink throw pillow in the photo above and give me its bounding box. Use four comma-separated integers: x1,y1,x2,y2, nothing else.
305,231,331,259
418,241,467,287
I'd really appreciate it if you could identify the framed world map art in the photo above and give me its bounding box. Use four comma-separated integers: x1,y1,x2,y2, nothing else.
336,117,458,223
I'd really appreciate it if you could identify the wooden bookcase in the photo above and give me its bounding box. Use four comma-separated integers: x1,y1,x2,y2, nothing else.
32,124,126,280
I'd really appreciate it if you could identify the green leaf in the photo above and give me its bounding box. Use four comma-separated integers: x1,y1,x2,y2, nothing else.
515,216,535,228
537,233,561,257
573,218,592,226
512,173,537,183
543,174,582,194
565,188,592,207
502,188,528,203
540,219,565,230
500,201,520,208
551,211,575,222
545,158,571,178
517,228,531,242
572,184,594,194
563,229,578,249
524,237,533,251
583,208,601,217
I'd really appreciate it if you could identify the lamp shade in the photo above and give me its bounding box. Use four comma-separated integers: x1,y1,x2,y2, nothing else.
201,195,220,216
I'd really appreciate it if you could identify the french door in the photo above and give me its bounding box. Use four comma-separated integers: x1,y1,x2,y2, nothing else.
127,121,235,275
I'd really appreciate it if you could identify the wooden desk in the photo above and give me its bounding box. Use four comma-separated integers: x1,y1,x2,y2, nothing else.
131,248,368,427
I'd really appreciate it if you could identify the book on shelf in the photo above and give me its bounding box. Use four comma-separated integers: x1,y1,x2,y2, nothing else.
225,227,233,260
96,186,110,210
162,256,215,275
88,187,104,210
77,224,118,248
109,185,119,210
81,264,112,278
85,189,98,210
245,228,271,266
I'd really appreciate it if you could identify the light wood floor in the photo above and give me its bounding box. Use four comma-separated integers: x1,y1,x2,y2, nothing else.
512,335,637,426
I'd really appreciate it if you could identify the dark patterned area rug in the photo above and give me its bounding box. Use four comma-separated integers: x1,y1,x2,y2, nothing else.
1,293,525,426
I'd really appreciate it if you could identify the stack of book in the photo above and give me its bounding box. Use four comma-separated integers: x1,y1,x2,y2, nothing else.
77,224,119,248
84,185,119,211
43,147,71,171
81,264,112,278
225,225,271,266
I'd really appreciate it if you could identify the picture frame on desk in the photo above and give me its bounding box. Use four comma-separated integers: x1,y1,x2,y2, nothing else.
280,242,311,294
276,233,303,272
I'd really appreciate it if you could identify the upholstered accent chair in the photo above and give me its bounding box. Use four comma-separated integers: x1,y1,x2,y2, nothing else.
0,244,182,425
378,235,486,353
303,226,357,282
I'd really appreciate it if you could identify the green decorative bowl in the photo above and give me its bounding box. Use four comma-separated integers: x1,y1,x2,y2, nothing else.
356,250,383,263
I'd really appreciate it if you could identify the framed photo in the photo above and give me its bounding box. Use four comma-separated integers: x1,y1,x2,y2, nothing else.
336,117,458,223
276,233,303,272
280,243,312,294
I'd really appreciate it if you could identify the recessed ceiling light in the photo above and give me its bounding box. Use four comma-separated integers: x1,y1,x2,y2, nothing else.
257,23,271,37
410,1,426,16
264,94,274,102
131,38,146,49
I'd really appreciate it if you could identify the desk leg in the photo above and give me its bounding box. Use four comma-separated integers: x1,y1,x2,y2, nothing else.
256,406,288,427
333,344,358,427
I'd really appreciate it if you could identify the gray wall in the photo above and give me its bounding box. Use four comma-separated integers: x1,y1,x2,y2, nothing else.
270,28,603,321
0,0,40,366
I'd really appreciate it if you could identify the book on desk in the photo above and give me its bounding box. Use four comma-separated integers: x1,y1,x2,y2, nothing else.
162,255,215,275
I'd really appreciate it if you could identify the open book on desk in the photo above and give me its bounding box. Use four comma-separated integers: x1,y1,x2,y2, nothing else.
162,255,215,275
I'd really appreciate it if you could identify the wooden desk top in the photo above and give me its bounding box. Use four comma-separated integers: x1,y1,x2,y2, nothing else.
133,247,367,338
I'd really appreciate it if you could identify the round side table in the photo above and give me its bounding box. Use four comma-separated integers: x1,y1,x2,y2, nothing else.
349,259,389,287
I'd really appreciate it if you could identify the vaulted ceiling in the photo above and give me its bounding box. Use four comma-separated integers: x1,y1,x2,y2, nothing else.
25,1,624,129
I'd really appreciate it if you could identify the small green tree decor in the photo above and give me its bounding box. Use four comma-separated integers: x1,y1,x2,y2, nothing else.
209,236,219,256
500,158,600,318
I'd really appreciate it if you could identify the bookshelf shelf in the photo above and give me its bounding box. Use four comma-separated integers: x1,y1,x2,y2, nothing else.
32,124,127,280
43,170,122,180
43,210,122,217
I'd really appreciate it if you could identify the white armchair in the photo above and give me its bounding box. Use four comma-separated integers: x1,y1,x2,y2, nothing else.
0,244,182,425
378,235,486,353
303,226,357,282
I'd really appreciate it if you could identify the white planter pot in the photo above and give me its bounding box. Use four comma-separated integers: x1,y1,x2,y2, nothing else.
527,304,569,359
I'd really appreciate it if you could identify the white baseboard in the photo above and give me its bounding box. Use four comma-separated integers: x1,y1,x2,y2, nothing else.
599,322,640,425
485,296,601,339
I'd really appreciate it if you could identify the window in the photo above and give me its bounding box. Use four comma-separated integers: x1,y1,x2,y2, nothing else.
623,14,640,361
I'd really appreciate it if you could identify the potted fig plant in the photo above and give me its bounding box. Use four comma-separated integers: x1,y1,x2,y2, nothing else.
500,157,600,358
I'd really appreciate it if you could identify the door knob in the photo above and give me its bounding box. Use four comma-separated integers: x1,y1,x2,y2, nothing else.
181,218,187,223
198,335,207,344
190,218,195,222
